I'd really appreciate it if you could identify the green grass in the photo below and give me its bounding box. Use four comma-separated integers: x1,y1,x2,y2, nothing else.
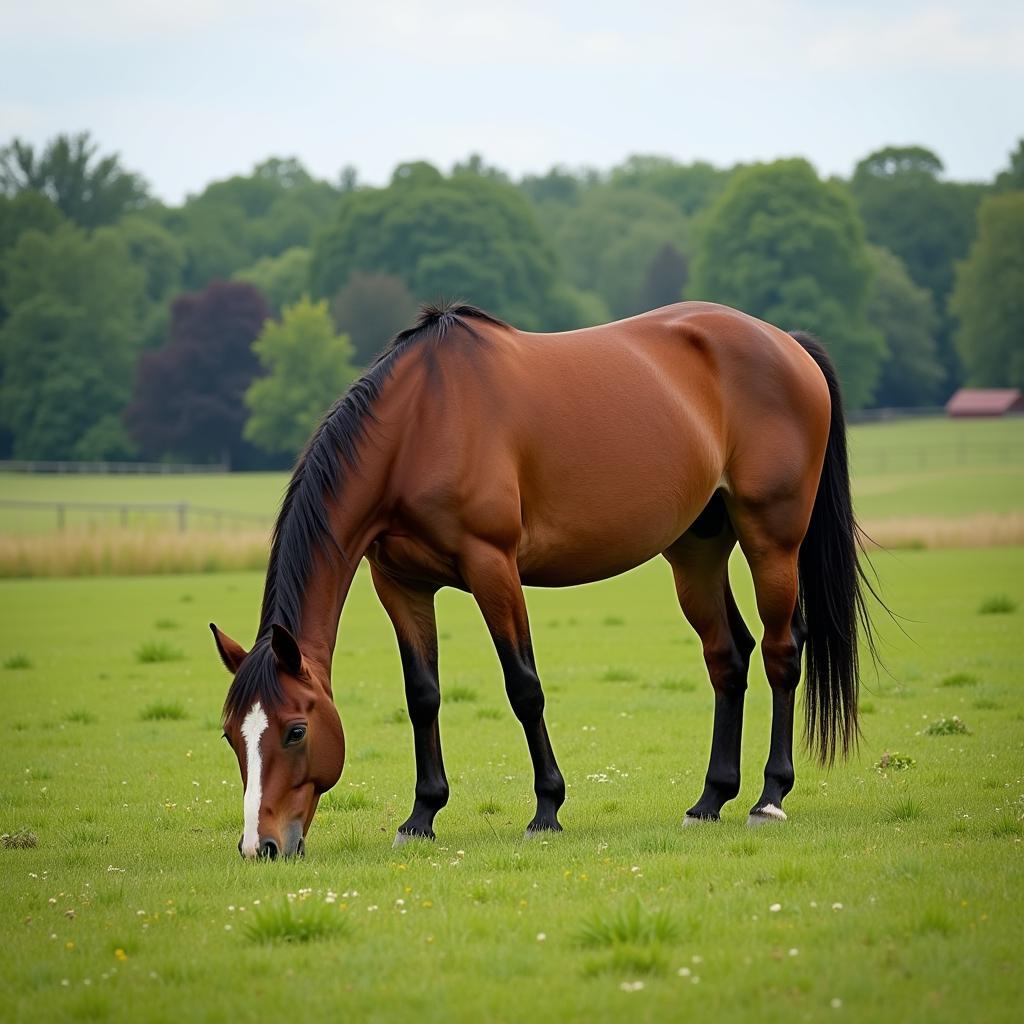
978,594,1017,615
135,640,185,664
139,700,188,722
576,898,680,947
241,897,353,945
0,548,1022,1022
3,652,32,669
940,672,978,688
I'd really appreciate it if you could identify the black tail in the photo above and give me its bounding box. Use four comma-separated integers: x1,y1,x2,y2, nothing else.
790,331,878,766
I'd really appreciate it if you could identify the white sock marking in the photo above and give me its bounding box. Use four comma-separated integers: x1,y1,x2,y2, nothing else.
240,702,269,857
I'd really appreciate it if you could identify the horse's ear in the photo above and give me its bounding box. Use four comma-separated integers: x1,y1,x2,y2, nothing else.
271,623,303,676
210,623,247,674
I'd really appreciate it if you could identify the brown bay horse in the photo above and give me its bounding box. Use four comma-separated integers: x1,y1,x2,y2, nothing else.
212,300,874,859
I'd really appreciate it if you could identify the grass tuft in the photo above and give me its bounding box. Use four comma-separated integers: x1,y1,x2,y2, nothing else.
64,709,97,725
3,653,32,670
154,618,179,630
991,813,1023,838
925,716,970,736
135,640,184,664
602,615,625,627
658,677,696,693
576,899,679,949
475,707,502,720
940,672,978,688
978,594,1017,615
242,899,352,945
916,909,956,936
478,798,502,815
140,700,188,721
324,789,372,812
973,698,1002,710
446,684,478,703
601,667,637,683
887,797,924,822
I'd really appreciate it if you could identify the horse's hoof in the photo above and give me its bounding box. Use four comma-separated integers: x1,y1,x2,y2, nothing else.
524,822,562,840
682,813,719,827
392,829,433,848
746,804,787,828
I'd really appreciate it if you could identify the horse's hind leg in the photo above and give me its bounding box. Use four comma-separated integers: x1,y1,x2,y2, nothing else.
728,495,811,825
664,499,755,823
371,566,450,844
460,540,566,834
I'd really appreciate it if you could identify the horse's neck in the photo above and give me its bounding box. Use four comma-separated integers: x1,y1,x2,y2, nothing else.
292,459,390,684
299,487,389,679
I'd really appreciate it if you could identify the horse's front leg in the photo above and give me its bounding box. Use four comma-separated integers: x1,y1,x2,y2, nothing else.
370,566,450,844
460,541,566,835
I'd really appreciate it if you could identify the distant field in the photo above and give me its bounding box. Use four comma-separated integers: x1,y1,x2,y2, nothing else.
0,418,1021,536
0,548,1020,1022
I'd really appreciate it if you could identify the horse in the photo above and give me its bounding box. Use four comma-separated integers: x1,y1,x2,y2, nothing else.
212,299,875,859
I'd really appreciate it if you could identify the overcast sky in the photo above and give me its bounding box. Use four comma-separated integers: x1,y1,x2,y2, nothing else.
2,0,1021,202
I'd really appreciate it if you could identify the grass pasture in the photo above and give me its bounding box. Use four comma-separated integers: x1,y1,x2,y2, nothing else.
0,414,1022,1022
1,547,1022,1023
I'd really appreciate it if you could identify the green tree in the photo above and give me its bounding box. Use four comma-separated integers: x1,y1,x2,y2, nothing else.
849,145,985,391
234,247,311,312
330,272,419,366
554,187,689,319
994,139,1024,192
310,164,575,330
0,191,65,324
519,166,594,212
0,224,144,458
609,155,730,217
0,132,150,227
866,246,942,407
950,192,1024,388
155,157,337,290
113,216,185,348
244,298,358,456
690,158,884,407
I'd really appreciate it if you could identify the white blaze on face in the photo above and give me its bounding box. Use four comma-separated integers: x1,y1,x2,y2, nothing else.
240,701,269,857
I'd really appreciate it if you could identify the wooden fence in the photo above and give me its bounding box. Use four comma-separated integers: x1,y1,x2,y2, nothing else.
0,500,269,532
0,460,229,475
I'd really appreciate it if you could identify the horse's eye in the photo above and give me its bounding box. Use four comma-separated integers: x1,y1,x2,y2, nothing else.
285,724,307,746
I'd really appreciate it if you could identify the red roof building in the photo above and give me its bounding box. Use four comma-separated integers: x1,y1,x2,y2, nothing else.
945,388,1024,418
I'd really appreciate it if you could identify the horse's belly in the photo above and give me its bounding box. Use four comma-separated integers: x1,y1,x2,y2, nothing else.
516,456,720,587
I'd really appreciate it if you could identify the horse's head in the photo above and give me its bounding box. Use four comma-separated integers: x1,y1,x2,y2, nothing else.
211,623,344,859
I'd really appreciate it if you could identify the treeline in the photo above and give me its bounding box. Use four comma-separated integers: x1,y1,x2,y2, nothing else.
1,133,1022,465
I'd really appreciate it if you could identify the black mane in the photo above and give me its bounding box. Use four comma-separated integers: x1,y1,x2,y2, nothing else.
222,301,507,724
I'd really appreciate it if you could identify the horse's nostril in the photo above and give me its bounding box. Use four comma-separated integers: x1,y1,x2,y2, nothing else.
297,837,306,858
258,838,279,860
237,837,244,857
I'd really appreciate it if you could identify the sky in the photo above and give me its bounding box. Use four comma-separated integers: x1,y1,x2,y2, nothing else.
2,0,1022,203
